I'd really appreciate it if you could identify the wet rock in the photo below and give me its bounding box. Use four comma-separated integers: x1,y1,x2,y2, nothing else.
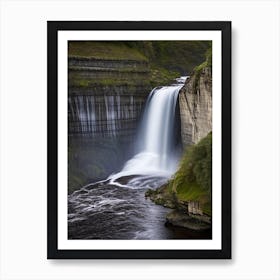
115,175,141,185
145,186,176,209
166,210,211,231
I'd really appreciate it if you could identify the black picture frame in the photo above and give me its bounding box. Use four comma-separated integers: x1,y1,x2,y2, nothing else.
47,21,231,259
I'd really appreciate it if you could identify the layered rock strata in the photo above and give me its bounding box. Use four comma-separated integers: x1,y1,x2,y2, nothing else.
68,56,151,138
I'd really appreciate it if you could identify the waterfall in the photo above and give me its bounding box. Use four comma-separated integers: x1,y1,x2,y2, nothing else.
109,82,184,183
68,77,187,185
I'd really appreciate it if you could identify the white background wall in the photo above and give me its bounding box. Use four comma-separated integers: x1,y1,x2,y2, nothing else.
0,0,279,279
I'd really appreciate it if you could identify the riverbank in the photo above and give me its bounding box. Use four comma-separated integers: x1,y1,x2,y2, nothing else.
69,176,211,239
145,132,212,231
145,184,211,231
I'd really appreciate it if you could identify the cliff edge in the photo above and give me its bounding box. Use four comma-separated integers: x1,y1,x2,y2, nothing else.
179,65,212,146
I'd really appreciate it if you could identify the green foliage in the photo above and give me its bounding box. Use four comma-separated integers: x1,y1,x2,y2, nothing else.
68,41,211,88
69,41,147,61
79,80,89,87
192,46,212,93
169,132,212,215
150,67,180,87
124,41,155,60
124,41,211,74
205,46,212,67
69,72,151,88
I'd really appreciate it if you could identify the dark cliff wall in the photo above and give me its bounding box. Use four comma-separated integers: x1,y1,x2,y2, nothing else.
67,43,152,192
68,55,151,138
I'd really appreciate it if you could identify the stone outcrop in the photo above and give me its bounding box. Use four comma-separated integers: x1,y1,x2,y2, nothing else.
187,200,203,215
166,210,211,230
145,185,176,209
145,185,211,230
179,67,212,146
145,184,212,230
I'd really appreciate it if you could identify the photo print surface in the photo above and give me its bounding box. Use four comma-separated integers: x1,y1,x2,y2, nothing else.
67,40,213,240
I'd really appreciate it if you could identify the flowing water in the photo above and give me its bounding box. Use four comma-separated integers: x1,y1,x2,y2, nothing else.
68,77,210,239
68,175,210,239
108,84,182,183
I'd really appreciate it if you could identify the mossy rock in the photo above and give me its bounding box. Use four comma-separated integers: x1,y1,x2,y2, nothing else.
167,132,212,216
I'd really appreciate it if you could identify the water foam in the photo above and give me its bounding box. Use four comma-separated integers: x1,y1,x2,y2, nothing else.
109,82,183,185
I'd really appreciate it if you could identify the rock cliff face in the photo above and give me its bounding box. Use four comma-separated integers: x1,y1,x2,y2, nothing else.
68,56,151,138
179,67,212,146
68,53,152,192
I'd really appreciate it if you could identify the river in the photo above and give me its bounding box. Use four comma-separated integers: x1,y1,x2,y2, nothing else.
68,175,211,239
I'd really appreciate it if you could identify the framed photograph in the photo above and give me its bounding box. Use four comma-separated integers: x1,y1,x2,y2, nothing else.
48,21,231,259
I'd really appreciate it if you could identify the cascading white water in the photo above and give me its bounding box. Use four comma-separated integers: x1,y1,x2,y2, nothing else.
109,80,186,184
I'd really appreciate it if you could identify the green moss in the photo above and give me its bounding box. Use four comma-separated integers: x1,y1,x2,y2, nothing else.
168,132,212,215
193,61,207,93
69,41,147,61
202,201,212,216
68,41,212,89
69,69,151,88
68,175,83,194
70,77,150,88
149,67,180,87
192,47,212,93
79,80,89,87
205,47,212,67
124,41,211,74
69,66,149,73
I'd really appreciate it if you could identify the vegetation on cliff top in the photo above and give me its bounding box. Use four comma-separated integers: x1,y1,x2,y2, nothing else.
69,41,148,61
192,45,212,93
68,41,211,88
124,41,211,74
168,132,212,215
